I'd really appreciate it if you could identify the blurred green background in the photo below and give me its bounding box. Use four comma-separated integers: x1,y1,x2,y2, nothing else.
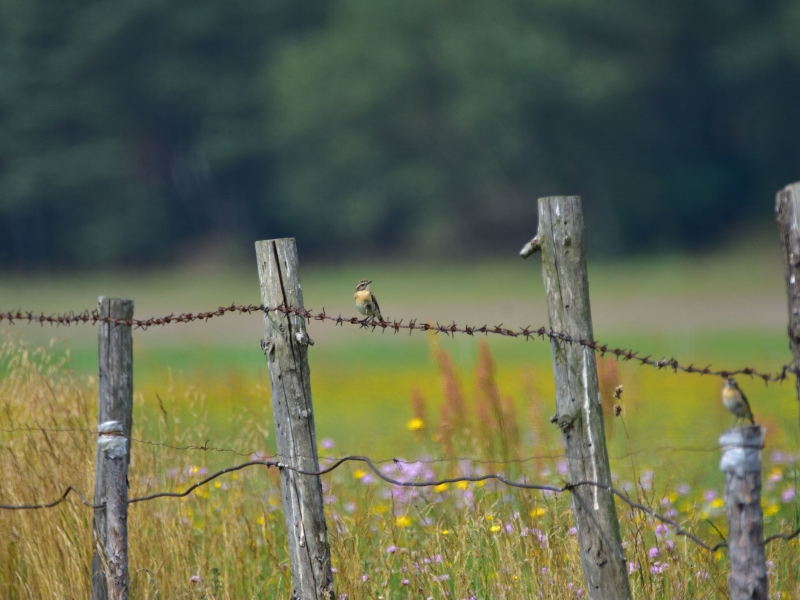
1,0,799,485
1,0,799,268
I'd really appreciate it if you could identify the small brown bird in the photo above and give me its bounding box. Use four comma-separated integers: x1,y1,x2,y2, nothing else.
722,377,755,425
354,279,383,323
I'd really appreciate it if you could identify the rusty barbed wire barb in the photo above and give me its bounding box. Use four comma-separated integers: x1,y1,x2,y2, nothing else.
2,304,797,382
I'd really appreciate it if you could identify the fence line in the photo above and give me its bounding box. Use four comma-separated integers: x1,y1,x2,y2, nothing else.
1,304,796,384
1,452,798,555
0,425,723,463
4,184,799,599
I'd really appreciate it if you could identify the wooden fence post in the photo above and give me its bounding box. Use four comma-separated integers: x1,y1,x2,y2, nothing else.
92,297,133,600
255,239,335,600
97,421,130,600
522,196,632,600
720,426,768,600
775,182,800,425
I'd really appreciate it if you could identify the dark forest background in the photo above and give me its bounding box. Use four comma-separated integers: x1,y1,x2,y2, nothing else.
1,0,799,269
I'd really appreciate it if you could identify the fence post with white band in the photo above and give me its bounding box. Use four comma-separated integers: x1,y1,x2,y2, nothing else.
92,297,133,600
720,425,768,600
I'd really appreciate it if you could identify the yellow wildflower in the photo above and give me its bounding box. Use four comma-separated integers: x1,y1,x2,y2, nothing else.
710,498,724,509
530,507,547,518
764,503,780,518
441,529,450,535
489,524,502,533
434,483,448,493
395,515,412,528
256,516,265,526
456,481,469,490
485,514,494,521
407,417,425,432
353,469,367,480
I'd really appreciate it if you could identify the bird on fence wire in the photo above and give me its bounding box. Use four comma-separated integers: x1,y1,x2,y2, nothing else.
354,279,383,324
722,377,756,425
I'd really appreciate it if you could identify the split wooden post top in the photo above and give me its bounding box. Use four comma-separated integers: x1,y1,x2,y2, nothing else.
522,197,632,600
255,238,334,600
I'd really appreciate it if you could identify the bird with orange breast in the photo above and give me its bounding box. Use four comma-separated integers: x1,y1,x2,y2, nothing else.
722,377,755,425
354,279,383,324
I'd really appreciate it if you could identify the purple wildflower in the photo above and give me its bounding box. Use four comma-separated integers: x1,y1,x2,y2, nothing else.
650,562,668,575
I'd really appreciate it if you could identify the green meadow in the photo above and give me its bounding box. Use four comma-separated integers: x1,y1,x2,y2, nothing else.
3,244,800,597
1,242,793,456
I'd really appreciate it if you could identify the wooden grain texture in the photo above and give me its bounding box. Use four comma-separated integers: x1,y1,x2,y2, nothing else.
535,197,631,600
99,423,129,600
92,298,133,600
256,239,334,600
775,182,800,426
104,454,129,600
722,426,768,600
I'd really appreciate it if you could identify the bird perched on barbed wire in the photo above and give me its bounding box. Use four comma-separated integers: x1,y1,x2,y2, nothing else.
722,377,755,425
354,279,383,324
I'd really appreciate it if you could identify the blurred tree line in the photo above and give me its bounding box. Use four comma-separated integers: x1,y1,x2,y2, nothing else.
1,0,799,268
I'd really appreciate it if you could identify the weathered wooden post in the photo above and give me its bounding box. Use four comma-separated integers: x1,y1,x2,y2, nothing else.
521,197,631,600
720,426,768,600
255,239,334,600
775,182,800,425
97,421,130,600
92,297,133,600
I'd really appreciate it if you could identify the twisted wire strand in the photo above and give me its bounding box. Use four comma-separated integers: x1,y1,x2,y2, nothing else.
2,454,796,552
0,304,795,382
0,426,721,463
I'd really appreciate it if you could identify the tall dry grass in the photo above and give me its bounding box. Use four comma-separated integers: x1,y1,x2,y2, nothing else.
2,333,799,598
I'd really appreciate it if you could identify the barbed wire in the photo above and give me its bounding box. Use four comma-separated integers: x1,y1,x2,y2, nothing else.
0,304,796,383
1,453,797,553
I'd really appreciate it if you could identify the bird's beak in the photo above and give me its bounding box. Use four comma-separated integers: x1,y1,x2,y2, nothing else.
367,280,372,285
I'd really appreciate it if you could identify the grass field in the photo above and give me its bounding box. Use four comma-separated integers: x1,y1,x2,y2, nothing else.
2,246,800,597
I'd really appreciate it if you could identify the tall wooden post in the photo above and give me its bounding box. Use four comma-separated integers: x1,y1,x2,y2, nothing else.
775,182,800,425
720,426,768,600
255,239,334,600
522,197,631,600
92,298,133,600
